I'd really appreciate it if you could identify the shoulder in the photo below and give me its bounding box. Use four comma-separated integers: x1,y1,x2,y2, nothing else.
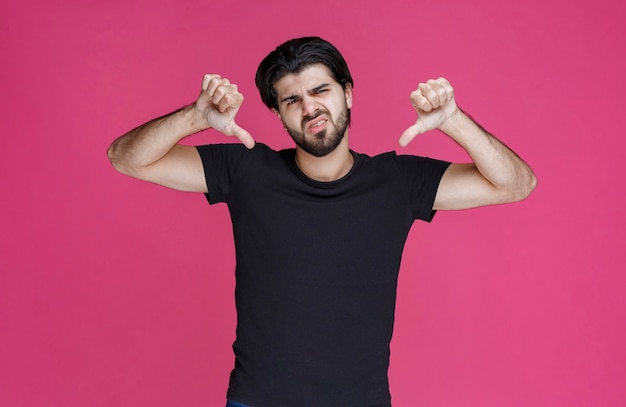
393,153,451,177
196,142,276,156
358,151,451,196
196,142,281,165
355,150,449,172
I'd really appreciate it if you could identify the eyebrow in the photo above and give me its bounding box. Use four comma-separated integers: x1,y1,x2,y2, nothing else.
310,83,330,93
280,94,299,104
279,83,331,104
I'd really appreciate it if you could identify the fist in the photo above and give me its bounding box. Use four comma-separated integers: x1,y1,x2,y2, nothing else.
196,74,255,149
200,74,243,114
399,77,459,147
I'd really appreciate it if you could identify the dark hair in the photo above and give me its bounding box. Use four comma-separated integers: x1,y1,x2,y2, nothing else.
255,36,354,110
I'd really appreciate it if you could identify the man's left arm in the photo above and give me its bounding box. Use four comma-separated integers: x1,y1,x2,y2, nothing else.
399,78,537,210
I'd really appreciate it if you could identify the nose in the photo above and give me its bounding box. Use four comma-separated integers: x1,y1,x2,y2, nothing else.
301,95,319,117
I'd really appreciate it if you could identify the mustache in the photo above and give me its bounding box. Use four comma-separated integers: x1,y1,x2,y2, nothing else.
302,109,330,128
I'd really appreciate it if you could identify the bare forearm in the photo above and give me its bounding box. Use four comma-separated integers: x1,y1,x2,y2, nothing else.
107,104,208,174
440,109,537,201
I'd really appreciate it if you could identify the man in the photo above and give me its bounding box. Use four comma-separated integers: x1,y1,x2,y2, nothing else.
108,37,536,407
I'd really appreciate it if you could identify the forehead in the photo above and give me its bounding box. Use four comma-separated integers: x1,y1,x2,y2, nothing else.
273,64,338,96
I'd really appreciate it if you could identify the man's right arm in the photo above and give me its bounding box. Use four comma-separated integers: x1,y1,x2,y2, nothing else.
106,74,254,192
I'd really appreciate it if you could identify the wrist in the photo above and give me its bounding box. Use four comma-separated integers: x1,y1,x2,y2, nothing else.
185,103,211,133
438,107,466,135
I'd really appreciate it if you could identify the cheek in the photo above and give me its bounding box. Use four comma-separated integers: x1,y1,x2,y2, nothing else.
283,115,303,132
279,111,296,126
288,115,302,128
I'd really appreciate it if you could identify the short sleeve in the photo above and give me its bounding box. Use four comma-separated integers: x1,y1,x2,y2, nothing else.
395,155,451,222
195,143,249,204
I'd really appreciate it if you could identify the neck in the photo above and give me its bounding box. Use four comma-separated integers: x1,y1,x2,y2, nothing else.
294,134,353,182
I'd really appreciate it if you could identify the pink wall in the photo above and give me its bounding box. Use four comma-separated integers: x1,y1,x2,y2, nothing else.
1,0,624,406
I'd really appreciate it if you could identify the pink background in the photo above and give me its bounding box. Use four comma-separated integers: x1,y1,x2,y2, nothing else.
1,0,624,406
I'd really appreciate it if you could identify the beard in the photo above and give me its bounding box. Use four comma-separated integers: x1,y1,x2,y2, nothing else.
284,104,351,158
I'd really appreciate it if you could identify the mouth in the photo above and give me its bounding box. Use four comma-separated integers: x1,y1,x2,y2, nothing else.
305,116,328,133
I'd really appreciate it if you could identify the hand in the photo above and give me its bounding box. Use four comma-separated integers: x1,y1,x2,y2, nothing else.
195,74,255,149
399,77,460,147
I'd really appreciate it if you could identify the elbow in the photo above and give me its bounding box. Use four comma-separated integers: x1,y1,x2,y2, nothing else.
507,170,538,203
106,144,117,167
520,170,538,200
527,171,538,196
106,144,124,173
106,143,136,177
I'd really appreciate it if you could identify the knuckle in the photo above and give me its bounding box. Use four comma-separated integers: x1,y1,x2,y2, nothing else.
425,89,437,99
213,86,226,98
223,92,242,107
207,74,222,85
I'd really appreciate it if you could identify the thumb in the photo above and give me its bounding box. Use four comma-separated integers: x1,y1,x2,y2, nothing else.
230,123,256,149
398,123,422,147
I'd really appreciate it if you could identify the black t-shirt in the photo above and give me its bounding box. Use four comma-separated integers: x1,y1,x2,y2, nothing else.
196,143,450,407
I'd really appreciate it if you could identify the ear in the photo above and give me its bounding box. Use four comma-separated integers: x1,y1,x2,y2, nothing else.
344,83,353,109
271,107,281,120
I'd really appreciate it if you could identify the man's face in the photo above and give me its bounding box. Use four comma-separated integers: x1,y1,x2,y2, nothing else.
272,64,353,157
